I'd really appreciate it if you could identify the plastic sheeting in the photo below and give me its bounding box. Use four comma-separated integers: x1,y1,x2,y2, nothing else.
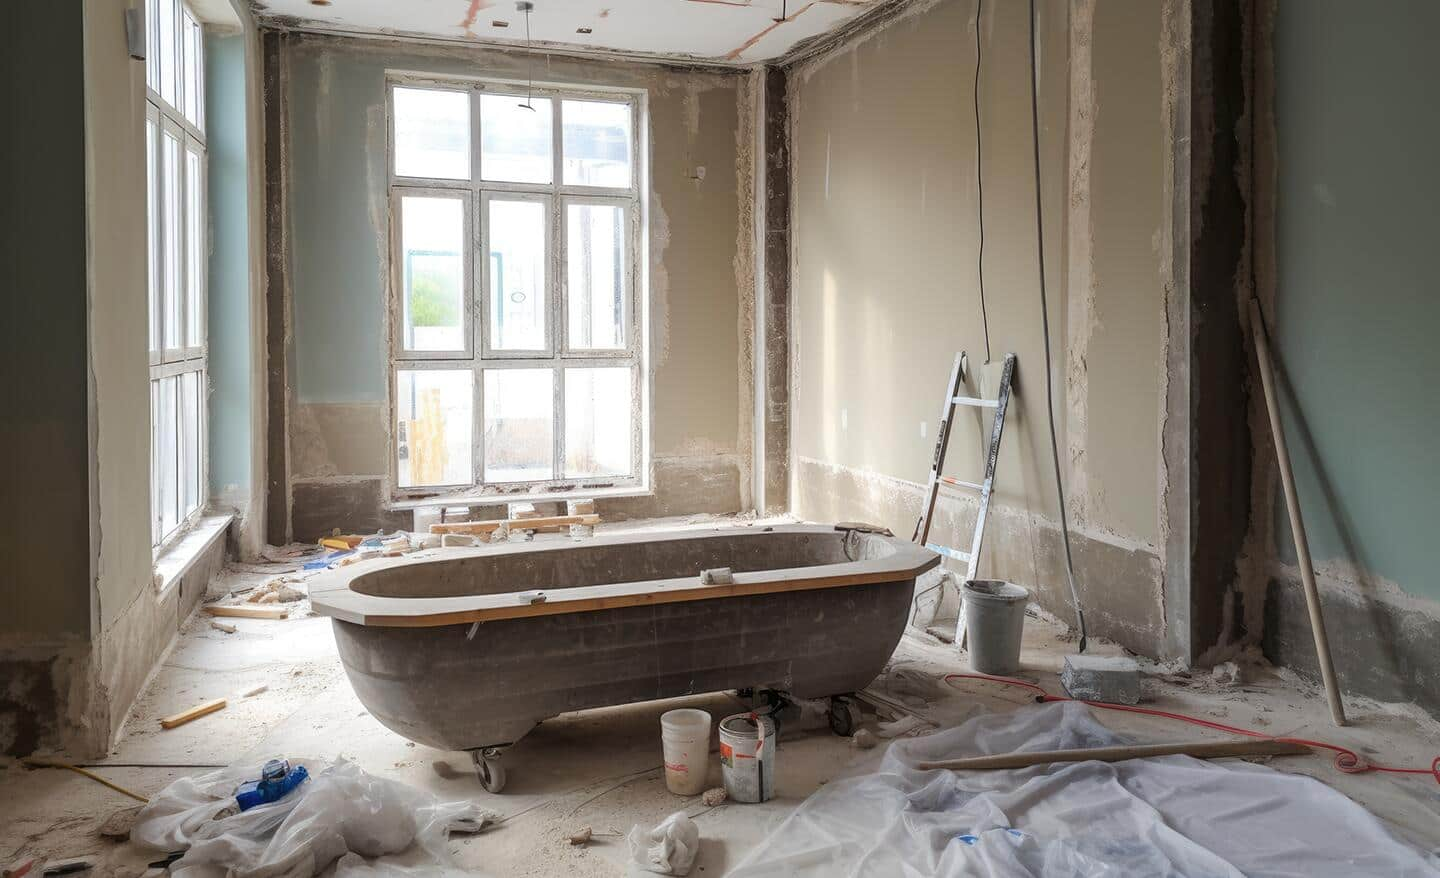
132,758,488,877
730,701,1440,877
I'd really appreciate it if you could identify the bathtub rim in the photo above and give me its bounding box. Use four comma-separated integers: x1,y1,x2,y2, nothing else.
308,524,939,628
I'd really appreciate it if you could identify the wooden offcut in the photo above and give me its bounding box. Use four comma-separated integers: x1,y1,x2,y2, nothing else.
429,514,600,535
160,697,227,729
917,738,1310,771
205,604,289,620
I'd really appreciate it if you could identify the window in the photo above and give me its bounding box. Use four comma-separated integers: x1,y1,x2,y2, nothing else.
147,0,207,549
389,80,642,496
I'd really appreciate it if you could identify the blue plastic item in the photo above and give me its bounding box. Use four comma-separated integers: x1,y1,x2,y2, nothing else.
236,759,309,811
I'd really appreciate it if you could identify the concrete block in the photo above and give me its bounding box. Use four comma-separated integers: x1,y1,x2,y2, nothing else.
1061,654,1141,705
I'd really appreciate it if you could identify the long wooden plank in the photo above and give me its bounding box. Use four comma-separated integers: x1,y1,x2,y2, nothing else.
160,697,227,729
205,604,289,620
917,738,1310,771
429,514,600,535
318,565,937,629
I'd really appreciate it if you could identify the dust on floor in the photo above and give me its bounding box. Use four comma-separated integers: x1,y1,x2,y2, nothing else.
3,517,1438,874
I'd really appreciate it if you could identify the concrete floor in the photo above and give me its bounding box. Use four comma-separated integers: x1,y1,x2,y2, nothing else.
4,517,1440,874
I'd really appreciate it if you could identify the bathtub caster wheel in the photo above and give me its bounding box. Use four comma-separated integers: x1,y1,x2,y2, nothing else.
828,697,862,737
471,748,507,793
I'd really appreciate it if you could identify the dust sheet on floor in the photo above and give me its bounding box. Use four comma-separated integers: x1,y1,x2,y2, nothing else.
730,701,1440,877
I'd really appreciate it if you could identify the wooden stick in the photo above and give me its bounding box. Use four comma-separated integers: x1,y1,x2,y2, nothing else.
1249,298,1346,727
205,604,289,620
160,697,227,729
917,737,1310,771
429,514,600,535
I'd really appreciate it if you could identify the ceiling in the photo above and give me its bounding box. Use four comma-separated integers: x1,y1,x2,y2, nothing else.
251,0,886,64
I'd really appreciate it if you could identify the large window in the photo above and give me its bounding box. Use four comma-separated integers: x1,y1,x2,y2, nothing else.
146,0,207,549
388,79,643,497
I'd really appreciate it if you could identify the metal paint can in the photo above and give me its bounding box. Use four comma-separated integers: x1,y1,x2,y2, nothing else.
719,712,776,803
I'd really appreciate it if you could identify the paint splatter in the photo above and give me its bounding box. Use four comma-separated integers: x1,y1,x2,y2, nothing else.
459,0,494,34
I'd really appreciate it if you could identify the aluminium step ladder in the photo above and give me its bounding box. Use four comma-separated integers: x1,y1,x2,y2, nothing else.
912,351,1016,645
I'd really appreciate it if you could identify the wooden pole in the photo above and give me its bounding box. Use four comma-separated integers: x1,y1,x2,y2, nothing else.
1248,298,1346,727
917,737,1310,771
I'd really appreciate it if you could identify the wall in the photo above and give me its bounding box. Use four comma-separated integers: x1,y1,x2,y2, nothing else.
1260,0,1440,711
269,33,755,540
0,0,96,756
787,0,1179,654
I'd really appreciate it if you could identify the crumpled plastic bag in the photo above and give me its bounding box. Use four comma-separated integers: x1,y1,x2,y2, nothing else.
333,853,477,877
131,757,485,877
627,811,700,876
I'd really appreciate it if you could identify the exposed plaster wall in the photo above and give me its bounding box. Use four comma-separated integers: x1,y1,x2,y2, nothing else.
1257,0,1440,713
269,33,755,538
787,0,1179,655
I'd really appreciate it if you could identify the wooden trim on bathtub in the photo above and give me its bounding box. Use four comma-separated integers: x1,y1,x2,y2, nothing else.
307,524,941,628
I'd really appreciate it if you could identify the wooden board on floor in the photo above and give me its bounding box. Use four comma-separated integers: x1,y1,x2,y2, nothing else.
160,697,227,729
429,514,600,535
205,604,289,620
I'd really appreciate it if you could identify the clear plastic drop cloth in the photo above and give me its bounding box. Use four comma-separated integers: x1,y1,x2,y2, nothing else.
729,701,1440,877
131,757,489,877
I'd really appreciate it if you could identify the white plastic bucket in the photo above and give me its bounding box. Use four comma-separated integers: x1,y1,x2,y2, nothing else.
718,712,776,803
660,708,712,795
962,579,1030,675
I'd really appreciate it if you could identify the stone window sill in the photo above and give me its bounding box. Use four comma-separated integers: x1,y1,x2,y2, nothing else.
154,513,233,595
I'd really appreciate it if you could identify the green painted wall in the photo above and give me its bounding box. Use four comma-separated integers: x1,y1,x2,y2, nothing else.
206,33,254,495
1274,0,1440,600
286,48,389,404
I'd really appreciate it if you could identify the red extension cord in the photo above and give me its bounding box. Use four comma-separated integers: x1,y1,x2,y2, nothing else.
943,672,1440,785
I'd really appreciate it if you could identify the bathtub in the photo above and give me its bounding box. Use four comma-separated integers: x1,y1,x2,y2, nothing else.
309,524,938,791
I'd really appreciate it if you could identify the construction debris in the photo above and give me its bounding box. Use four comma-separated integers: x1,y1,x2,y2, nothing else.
245,580,305,604
1061,654,1142,705
160,697,227,730
627,811,700,876
567,826,593,846
204,604,288,620
700,786,728,807
97,804,144,839
209,621,237,634
851,728,878,750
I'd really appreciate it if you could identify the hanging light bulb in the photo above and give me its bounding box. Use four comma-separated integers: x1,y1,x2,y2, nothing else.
517,1,536,111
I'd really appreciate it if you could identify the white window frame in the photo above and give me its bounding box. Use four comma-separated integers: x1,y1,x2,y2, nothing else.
147,0,208,552
387,74,645,500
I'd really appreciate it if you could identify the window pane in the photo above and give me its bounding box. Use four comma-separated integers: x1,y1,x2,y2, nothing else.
159,376,179,538
562,100,631,187
162,130,181,350
484,369,553,482
565,368,631,478
180,371,201,517
480,94,552,184
393,87,470,180
400,196,465,352
150,379,160,544
185,147,203,347
147,118,160,354
146,0,159,92
158,0,177,106
396,370,473,487
566,203,626,350
183,13,202,129
488,199,547,351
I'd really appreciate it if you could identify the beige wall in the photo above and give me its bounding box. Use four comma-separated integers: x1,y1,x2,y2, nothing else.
276,35,755,533
788,0,1176,653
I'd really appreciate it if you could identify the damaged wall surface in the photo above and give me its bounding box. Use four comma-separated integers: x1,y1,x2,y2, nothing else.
787,0,1180,656
268,33,756,540
1259,0,1440,712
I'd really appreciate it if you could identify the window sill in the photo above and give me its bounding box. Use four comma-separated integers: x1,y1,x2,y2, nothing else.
154,513,232,596
387,484,653,512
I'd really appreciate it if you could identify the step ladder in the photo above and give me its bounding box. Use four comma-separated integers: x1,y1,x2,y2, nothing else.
912,352,1016,643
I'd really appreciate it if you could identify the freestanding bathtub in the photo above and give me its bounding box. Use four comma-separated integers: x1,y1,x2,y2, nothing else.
309,524,938,791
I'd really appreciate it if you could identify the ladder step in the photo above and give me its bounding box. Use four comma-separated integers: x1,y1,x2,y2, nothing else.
925,543,972,563
951,395,999,409
940,476,983,491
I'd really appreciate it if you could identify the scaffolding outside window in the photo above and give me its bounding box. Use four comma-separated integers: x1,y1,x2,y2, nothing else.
146,0,207,551
387,77,644,498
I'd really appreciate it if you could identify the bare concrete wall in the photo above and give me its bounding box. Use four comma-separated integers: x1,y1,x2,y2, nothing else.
0,0,95,756
270,33,754,539
787,0,1178,655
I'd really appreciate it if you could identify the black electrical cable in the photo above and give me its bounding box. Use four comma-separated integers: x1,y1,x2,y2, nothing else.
973,0,992,363
1026,0,1087,651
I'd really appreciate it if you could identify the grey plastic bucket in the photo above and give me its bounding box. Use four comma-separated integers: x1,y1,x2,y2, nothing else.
962,580,1030,675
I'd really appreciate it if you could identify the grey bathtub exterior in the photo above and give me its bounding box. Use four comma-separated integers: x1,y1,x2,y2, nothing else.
311,525,938,754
